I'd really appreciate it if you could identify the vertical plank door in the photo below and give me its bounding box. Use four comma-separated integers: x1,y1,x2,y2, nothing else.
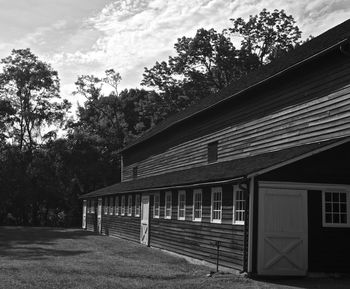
140,195,150,246
82,200,87,229
97,198,102,234
258,187,308,275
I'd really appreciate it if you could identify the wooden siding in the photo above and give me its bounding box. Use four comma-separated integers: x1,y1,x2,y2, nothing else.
86,213,97,232
124,82,350,181
101,215,140,242
85,185,246,270
308,190,350,272
149,186,245,270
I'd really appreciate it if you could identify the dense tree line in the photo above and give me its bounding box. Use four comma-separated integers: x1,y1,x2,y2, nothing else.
0,9,303,226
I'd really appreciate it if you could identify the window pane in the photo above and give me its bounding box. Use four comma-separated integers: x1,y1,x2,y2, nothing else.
211,188,222,222
340,214,347,224
193,190,202,220
154,194,160,217
333,214,340,223
333,203,339,213
333,192,339,202
208,141,218,163
340,193,347,203
233,187,245,223
340,203,347,213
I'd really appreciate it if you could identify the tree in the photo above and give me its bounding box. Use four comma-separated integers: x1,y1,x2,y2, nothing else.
142,9,303,111
0,49,71,226
142,28,262,112
169,28,258,90
72,69,125,149
0,48,70,152
143,28,259,101
229,9,302,64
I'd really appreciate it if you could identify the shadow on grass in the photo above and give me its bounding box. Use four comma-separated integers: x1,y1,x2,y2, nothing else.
251,276,350,289
0,226,93,260
0,246,90,260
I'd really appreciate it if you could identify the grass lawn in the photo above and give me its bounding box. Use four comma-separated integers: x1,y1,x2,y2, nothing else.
0,227,349,289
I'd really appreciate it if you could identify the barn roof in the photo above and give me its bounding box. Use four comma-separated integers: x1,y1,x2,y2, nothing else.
121,19,350,153
81,137,350,198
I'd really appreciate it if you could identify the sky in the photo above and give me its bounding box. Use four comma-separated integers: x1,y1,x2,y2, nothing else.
0,0,349,106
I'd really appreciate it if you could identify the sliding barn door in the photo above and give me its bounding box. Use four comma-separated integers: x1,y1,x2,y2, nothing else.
258,187,308,276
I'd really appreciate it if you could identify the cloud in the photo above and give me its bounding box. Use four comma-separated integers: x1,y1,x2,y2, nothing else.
3,0,348,102
50,0,350,93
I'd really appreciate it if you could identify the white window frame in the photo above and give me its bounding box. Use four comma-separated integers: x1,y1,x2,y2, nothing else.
114,196,119,215
164,191,172,219
193,189,202,222
153,192,160,218
121,195,125,216
109,196,114,215
104,197,108,215
233,185,245,225
211,187,222,223
322,189,350,227
91,199,95,214
135,194,141,217
178,190,186,220
127,195,133,216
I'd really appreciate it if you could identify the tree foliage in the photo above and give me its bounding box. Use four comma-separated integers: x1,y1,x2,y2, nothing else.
0,49,70,151
229,9,302,64
142,28,260,107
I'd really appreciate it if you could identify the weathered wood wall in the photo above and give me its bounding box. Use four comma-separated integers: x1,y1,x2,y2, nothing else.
101,215,140,242
86,213,96,232
123,52,350,181
308,190,350,272
85,184,246,271
150,185,245,270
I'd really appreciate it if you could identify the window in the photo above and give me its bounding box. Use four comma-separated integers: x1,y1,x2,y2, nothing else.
109,197,114,215
193,189,202,221
153,193,160,218
208,141,218,163
104,197,108,215
211,187,222,223
127,195,133,216
114,196,119,215
87,200,90,213
133,166,138,179
178,190,186,220
135,194,141,217
233,185,245,225
323,190,350,227
121,195,125,216
165,191,172,219
91,199,95,214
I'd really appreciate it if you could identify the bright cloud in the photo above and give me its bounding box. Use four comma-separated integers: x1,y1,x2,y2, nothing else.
0,0,349,103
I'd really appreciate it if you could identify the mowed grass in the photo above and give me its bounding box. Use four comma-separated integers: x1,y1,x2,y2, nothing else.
0,227,349,289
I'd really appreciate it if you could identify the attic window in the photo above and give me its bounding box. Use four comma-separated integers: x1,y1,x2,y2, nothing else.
133,166,138,179
208,141,218,163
